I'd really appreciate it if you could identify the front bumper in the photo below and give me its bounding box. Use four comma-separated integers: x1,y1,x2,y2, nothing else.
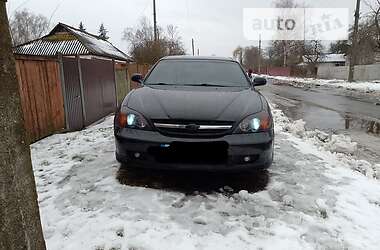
115,128,274,172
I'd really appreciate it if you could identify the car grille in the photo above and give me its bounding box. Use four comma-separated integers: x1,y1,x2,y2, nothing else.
152,120,234,138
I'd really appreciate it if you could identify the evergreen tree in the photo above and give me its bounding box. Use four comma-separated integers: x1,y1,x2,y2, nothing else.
79,21,86,31
98,23,109,40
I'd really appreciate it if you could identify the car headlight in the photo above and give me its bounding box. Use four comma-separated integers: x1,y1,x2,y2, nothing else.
234,111,272,133
116,107,151,130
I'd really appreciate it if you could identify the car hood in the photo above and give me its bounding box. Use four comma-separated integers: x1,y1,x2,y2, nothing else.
126,86,263,121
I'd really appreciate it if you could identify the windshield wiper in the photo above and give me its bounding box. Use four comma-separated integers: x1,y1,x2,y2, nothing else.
184,83,227,87
146,82,172,86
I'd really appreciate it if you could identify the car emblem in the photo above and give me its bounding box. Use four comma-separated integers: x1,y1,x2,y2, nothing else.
185,123,200,131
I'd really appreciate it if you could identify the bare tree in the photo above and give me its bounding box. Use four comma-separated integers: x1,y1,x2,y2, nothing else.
363,0,380,48
122,18,185,65
0,1,46,249
330,1,380,65
329,40,349,54
267,40,304,67
270,0,304,67
303,40,325,76
166,24,186,55
9,8,49,46
233,46,243,64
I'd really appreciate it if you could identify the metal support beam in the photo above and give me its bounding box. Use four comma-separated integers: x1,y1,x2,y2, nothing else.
76,54,87,125
58,53,70,131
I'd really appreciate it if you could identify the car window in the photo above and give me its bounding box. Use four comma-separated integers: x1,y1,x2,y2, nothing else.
144,60,250,87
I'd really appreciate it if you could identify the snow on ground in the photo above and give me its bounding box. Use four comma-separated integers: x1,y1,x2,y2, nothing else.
265,75,380,95
31,108,380,250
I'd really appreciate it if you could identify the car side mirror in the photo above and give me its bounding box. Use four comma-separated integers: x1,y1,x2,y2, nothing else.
253,77,267,86
131,73,143,84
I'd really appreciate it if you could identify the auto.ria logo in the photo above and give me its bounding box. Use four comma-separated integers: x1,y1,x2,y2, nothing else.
243,8,349,41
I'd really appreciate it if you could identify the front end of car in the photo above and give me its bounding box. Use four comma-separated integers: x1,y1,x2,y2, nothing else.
114,105,274,172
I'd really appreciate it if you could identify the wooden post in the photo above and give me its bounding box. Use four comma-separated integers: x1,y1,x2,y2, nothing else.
192,38,195,56
153,0,157,41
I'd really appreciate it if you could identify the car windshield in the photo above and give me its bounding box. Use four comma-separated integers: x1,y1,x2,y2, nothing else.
144,59,250,87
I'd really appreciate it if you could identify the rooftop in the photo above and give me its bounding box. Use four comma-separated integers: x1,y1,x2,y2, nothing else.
302,53,346,63
13,23,131,61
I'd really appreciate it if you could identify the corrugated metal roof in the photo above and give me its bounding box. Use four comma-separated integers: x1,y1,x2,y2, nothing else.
14,39,89,56
13,23,131,61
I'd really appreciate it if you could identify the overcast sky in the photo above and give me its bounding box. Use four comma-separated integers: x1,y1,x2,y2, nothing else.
7,0,367,57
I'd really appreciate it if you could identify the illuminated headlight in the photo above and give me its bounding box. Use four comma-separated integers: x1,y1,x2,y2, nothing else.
250,118,261,131
117,108,151,130
127,114,137,126
235,111,272,133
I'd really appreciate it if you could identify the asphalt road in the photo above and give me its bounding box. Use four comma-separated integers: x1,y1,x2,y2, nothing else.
258,80,380,164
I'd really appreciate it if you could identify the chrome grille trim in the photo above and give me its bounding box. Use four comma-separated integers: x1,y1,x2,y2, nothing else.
154,123,232,130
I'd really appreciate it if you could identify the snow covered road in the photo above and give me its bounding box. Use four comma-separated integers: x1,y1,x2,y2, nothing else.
31,109,380,250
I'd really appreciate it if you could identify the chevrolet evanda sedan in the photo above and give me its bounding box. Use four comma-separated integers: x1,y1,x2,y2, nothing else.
114,56,274,172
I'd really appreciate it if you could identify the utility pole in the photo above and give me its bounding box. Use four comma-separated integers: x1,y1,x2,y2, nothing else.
197,48,200,56
348,0,361,82
153,0,157,41
258,34,262,74
192,38,195,56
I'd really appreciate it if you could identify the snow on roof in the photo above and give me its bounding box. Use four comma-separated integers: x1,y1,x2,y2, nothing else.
322,54,346,63
65,24,131,61
302,54,346,63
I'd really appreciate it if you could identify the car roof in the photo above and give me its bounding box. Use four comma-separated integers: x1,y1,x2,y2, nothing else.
161,55,236,62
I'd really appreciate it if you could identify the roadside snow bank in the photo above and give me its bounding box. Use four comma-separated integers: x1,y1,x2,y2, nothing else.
272,107,378,179
267,75,380,94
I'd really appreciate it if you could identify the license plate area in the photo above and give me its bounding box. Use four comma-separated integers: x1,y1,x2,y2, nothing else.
149,141,229,164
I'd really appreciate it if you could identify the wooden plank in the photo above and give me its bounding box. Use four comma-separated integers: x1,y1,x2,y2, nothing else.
22,60,39,141
28,60,43,140
46,61,65,131
50,62,63,130
40,60,53,136
18,60,33,141
15,60,33,142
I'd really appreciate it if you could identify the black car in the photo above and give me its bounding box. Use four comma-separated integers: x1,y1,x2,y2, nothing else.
114,56,274,172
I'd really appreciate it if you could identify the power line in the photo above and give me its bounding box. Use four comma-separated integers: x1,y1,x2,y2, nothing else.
47,0,64,26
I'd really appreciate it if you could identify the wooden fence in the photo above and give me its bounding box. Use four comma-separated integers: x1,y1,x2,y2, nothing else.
15,56,65,143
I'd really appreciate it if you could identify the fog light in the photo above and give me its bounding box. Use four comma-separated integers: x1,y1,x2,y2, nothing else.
134,152,141,158
244,156,251,162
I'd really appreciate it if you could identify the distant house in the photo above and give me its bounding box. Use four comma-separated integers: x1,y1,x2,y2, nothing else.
300,53,346,67
13,23,132,142
298,53,346,76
